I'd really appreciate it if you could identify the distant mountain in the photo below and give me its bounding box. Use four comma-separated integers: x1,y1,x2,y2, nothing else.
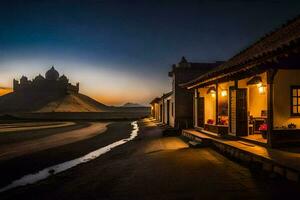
122,102,145,107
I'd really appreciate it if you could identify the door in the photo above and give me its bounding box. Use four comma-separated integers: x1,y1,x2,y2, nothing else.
236,89,248,136
229,88,248,136
166,100,170,125
229,88,236,135
197,97,205,128
160,104,163,122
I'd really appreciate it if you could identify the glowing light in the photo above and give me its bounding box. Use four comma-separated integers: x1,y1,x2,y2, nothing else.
211,90,216,97
221,89,227,97
257,82,262,88
258,85,265,94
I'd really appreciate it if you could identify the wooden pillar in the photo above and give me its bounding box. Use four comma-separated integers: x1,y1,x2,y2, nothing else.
267,69,278,148
234,79,238,89
215,82,219,124
194,89,198,127
159,103,162,122
162,95,165,124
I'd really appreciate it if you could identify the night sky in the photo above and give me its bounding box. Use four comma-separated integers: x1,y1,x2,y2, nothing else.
0,0,299,105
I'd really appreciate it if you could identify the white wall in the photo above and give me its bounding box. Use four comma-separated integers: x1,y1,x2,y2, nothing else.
159,101,163,122
170,93,175,127
154,103,160,121
274,69,300,128
163,95,175,127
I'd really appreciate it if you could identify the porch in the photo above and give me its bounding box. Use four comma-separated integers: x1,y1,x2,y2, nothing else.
194,72,270,145
196,126,267,146
182,129,300,182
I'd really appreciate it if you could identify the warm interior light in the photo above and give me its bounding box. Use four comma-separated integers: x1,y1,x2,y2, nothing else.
221,89,227,97
207,86,216,94
258,85,265,94
257,82,262,88
247,76,262,86
210,90,216,97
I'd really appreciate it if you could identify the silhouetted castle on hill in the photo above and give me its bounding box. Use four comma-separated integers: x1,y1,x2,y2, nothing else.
13,66,79,94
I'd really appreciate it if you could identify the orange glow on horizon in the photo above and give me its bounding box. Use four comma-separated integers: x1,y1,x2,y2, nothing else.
91,93,151,106
0,88,12,96
0,59,170,106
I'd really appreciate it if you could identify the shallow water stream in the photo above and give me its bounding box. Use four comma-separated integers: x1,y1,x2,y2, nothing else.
0,121,139,193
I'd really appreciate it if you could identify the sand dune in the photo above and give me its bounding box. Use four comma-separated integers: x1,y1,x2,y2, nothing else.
0,91,111,113
0,90,150,116
36,94,109,112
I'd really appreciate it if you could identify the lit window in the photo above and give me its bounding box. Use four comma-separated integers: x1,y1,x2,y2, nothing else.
291,86,300,116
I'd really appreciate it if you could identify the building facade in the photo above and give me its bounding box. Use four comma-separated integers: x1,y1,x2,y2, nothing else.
182,16,300,148
150,57,223,129
150,97,161,121
161,91,173,125
168,57,223,129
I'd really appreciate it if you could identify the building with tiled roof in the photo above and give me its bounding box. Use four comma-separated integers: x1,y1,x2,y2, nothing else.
181,15,300,148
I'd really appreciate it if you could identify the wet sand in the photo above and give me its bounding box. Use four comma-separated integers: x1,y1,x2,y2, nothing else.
1,118,300,200
0,122,75,132
0,122,109,160
0,122,90,145
0,121,132,188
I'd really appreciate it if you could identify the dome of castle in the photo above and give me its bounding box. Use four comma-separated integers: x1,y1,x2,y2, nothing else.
58,74,69,83
45,66,59,80
20,75,28,81
34,74,45,82
37,74,44,79
20,76,28,84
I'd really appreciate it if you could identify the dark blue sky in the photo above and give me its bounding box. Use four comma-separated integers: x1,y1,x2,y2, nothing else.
0,0,299,105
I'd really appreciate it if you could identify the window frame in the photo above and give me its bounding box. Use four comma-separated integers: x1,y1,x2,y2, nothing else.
291,86,300,117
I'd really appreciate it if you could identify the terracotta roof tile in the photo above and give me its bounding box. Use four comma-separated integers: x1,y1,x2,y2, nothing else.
183,15,300,88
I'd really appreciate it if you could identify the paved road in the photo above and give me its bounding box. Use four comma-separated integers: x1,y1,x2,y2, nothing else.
1,119,300,199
